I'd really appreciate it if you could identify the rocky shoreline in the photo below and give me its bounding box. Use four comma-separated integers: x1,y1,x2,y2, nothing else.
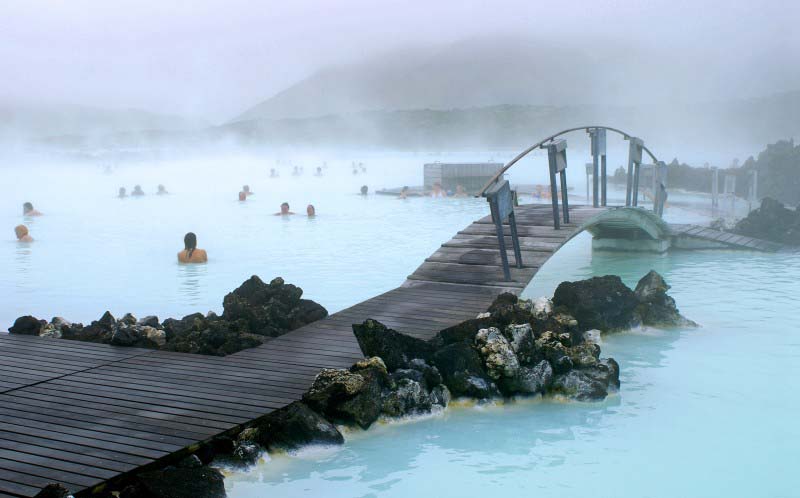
8,276,328,355
731,197,800,246
24,271,694,498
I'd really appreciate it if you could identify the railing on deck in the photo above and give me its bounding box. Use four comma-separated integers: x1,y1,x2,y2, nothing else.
478,126,669,228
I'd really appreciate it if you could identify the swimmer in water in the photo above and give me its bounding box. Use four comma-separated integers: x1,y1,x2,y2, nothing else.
314,167,323,177
454,184,468,197
177,232,207,263
238,191,247,201
306,204,316,217
242,185,253,196
430,182,446,198
360,185,369,196
132,185,145,196
118,187,127,198
275,202,295,215
157,184,168,195
398,186,410,199
15,225,33,242
22,202,43,216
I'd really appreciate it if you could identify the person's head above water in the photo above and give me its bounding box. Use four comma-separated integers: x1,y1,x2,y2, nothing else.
132,185,144,195
14,224,32,242
157,184,167,194
306,204,316,216
243,185,251,194
22,202,42,216
179,232,207,263
184,232,197,252
118,187,127,197
360,185,368,195
280,202,292,214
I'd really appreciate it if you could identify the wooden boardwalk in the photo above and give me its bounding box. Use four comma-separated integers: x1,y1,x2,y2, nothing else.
0,203,779,497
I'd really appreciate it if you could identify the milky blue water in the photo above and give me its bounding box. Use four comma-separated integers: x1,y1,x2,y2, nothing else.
224,235,800,498
3,151,796,498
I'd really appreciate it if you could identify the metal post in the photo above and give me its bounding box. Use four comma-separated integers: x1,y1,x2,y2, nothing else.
548,154,560,230
489,200,511,281
587,127,605,208
626,137,643,207
625,156,634,206
544,140,568,230
711,167,719,211
508,211,523,269
585,163,591,204
560,170,570,224
601,154,607,206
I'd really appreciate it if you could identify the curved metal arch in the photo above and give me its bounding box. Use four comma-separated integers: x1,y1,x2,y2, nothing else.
476,125,661,196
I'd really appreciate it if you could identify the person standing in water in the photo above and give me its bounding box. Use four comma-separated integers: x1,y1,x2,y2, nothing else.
157,184,169,195
242,185,253,196
132,185,145,196
306,204,316,217
118,187,127,198
398,186,410,199
22,202,42,216
430,182,446,198
14,225,33,242
178,232,207,263
275,202,295,215
360,185,369,196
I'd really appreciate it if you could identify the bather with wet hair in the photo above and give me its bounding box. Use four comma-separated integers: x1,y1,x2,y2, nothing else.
275,202,295,215
177,232,208,263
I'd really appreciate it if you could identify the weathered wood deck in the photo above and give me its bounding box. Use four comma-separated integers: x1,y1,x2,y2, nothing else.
0,204,781,497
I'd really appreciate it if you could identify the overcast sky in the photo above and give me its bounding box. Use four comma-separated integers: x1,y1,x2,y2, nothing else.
1,0,798,121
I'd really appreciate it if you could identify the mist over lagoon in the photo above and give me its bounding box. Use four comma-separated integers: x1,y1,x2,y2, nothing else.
1,1,799,498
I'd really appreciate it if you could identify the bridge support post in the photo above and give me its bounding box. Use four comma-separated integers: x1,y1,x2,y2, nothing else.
601,154,607,206
482,179,523,281
587,128,606,208
653,161,668,217
543,139,569,229
626,137,644,207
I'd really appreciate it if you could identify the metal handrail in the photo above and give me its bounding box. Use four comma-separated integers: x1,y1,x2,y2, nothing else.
475,125,661,197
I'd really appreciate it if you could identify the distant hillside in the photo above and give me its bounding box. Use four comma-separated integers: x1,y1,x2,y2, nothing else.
221,91,800,153
233,36,797,123
0,101,205,142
